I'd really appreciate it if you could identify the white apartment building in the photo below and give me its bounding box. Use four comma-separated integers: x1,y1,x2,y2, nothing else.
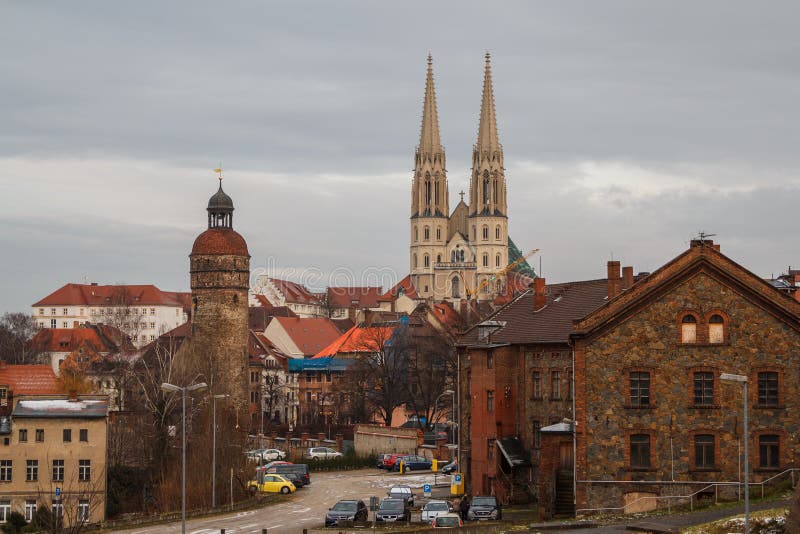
32,284,190,347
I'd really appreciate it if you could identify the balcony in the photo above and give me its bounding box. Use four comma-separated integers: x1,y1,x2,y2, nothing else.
434,262,477,270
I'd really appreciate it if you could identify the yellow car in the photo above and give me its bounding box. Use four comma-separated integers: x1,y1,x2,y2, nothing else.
247,473,296,494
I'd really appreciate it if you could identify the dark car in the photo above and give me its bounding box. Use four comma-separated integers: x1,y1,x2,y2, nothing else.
264,463,310,486
325,499,368,527
440,461,457,474
386,485,415,507
282,471,305,488
375,498,411,523
395,454,432,471
467,495,502,521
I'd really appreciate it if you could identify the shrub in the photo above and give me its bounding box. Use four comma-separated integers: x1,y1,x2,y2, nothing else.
1,511,27,534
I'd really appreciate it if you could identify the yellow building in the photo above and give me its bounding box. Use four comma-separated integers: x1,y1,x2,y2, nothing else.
1,395,108,527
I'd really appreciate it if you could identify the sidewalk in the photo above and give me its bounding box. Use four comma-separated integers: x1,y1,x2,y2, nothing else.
529,499,789,533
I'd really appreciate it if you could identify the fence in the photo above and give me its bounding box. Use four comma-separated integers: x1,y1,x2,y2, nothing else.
576,467,800,516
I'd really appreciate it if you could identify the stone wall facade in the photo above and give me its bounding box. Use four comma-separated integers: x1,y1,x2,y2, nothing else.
574,270,800,513
189,252,250,411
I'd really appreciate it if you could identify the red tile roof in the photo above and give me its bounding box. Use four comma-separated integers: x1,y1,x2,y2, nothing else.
33,283,190,308
326,287,383,308
0,364,60,395
191,227,249,256
30,327,122,354
270,279,322,305
271,316,341,357
378,275,419,301
314,325,396,358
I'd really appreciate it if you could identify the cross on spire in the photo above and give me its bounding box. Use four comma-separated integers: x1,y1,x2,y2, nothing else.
459,190,465,202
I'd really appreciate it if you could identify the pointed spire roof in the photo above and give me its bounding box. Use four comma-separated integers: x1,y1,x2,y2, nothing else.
418,53,443,154
476,52,500,151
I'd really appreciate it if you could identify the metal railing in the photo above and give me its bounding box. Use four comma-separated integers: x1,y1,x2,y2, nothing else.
575,468,800,516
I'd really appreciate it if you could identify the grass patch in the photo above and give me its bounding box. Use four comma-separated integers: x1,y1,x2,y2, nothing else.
681,507,788,533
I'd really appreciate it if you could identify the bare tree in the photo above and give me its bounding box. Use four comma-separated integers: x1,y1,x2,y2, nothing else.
343,324,409,427
29,462,107,534
0,312,42,364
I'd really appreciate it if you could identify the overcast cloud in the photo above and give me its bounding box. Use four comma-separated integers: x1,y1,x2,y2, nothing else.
1,1,799,313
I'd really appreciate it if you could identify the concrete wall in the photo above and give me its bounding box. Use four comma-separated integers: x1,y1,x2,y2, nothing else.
353,424,422,456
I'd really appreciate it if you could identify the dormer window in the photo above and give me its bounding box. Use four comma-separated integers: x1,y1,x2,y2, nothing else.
681,314,697,344
708,314,725,344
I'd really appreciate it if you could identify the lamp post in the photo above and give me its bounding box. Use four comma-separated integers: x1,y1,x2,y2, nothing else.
211,393,229,509
720,372,749,534
161,381,208,534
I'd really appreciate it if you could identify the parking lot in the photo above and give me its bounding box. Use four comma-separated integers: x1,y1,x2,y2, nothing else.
113,468,457,534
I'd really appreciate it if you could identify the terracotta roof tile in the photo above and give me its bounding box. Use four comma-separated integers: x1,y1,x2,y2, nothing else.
271,317,341,357
191,228,249,256
270,279,322,305
378,275,419,301
326,287,383,308
30,327,121,353
314,325,396,358
33,283,190,308
0,364,60,395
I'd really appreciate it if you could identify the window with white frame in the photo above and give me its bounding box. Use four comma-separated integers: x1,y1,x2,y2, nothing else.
24,500,36,522
78,459,91,481
0,500,9,523
0,461,11,482
78,499,90,522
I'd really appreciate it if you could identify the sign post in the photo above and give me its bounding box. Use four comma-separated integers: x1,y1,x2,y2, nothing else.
423,484,432,498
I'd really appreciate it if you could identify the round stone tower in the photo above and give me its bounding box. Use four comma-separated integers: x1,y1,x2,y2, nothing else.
189,179,250,410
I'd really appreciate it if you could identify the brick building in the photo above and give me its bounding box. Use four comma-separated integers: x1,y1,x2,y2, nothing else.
459,240,800,518
571,241,800,516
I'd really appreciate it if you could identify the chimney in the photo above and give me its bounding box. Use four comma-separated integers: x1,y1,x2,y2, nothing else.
690,239,720,251
0,361,6,370
607,261,621,299
621,266,634,291
533,278,547,311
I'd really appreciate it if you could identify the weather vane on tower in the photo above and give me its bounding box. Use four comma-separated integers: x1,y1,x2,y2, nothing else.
214,164,223,184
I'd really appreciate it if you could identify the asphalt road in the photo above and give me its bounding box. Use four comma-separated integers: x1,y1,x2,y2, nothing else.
112,468,455,534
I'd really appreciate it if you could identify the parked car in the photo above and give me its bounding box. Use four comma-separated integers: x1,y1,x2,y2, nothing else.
467,495,502,521
264,460,292,469
376,453,392,469
440,461,457,474
375,498,411,523
382,453,408,470
432,512,463,528
325,499,368,527
421,500,452,522
386,485,414,507
265,463,311,486
394,454,431,471
245,450,264,463
304,446,343,461
282,471,305,488
260,448,287,461
246,473,295,494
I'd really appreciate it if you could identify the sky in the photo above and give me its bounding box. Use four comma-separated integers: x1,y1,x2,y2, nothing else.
2,1,799,314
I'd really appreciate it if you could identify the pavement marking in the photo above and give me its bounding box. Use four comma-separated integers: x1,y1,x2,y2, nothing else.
290,506,312,513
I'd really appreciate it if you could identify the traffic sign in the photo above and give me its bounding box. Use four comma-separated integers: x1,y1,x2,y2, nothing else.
454,474,462,483
423,484,431,497
55,487,61,497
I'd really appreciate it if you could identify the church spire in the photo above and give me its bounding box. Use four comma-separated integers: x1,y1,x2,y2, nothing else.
418,53,443,157
476,52,500,152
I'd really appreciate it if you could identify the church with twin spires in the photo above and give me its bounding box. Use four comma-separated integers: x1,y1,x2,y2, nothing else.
409,53,532,303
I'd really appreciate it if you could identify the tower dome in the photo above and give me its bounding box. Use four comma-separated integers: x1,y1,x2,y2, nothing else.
192,177,249,256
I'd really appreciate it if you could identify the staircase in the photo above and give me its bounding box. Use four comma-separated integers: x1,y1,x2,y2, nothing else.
554,469,574,517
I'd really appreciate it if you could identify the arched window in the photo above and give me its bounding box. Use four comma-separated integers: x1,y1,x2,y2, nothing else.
452,277,461,299
414,227,418,242
423,254,430,268
459,249,465,262
709,314,724,344
425,173,432,205
413,254,418,268
483,176,490,205
495,254,501,267
472,226,476,241
482,226,489,240
436,254,441,264
436,227,441,240
495,226,501,240
482,253,489,267
451,250,456,263
434,180,439,206
424,226,430,241
493,179,498,206
681,314,697,344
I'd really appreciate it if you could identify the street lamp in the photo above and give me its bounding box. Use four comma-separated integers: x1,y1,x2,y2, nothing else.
720,372,749,534
161,381,208,534
211,393,229,509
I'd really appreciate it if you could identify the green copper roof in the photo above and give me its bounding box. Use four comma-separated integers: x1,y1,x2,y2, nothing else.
508,237,537,278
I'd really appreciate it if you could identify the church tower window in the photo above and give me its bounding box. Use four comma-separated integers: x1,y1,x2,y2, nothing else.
424,254,430,268
413,254,418,268
414,227,418,242
483,253,489,267
452,277,461,298
482,226,489,240
424,226,430,241
496,254,501,267
437,254,442,264
436,227,441,240
495,226,501,240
